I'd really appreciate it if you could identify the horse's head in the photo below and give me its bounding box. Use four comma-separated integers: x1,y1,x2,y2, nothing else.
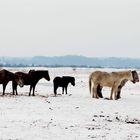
43,71,50,81
70,77,75,86
14,73,24,87
131,70,139,83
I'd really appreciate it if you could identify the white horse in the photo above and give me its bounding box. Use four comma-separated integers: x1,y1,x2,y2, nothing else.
89,70,139,100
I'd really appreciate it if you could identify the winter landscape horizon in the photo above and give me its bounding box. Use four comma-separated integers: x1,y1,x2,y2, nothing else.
1,55,140,68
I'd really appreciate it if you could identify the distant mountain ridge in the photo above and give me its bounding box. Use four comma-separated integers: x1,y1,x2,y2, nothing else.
0,55,140,68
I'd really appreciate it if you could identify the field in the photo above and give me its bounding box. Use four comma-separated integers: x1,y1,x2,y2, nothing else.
0,67,140,140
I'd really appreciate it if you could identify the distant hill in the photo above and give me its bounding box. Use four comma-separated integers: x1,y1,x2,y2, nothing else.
0,55,140,68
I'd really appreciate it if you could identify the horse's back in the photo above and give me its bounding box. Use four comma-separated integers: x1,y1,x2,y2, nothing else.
0,70,6,82
53,76,73,85
91,71,111,81
53,76,62,83
0,69,15,84
0,69,10,75
90,71,114,87
62,76,75,81
30,70,50,81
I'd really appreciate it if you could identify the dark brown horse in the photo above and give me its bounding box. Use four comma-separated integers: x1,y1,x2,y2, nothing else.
53,76,75,96
13,70,50,96
0,69,24,95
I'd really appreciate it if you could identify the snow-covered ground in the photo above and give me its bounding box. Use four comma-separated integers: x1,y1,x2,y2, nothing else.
0,67,140,140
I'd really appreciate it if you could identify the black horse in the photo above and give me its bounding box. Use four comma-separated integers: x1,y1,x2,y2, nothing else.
0,69,24,95
53,76,75,96
96,85,103,98
13,70,50,96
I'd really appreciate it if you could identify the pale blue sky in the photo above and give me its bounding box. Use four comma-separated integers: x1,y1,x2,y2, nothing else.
0,0,140,58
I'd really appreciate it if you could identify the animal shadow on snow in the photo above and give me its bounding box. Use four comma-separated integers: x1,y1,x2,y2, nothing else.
0,92,49,99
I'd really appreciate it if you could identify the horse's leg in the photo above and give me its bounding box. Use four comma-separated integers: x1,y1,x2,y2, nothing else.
116,85,122,99
54,88,57,96
110,85,118,100
12,81,18,95
114,88,118,100
92,86,94,98
3,81,9,95
114,84,120,100
64,85,68,94
62,87,64,94
2,83,7,95
15,85,18,95
65,86,68,94
54,84,58,96
110,87,114,100
117,80,128,99
29,86,32,96
15,83,18,95
12,81,15,95
93,85,98,98
97,85,103,98
32,85,36,96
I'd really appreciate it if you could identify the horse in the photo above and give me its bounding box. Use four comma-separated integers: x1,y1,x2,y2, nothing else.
53,76,75,96
13,70,50,96
0,69,24,95
96,79,128,99
89,70,139,100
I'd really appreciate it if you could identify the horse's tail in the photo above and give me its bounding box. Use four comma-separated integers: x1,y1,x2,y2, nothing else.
89,74,92,94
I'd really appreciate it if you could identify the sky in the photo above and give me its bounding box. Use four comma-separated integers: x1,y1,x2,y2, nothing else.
0,0,140,58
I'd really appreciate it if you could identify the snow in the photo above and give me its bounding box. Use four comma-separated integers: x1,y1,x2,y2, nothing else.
0,67,140,140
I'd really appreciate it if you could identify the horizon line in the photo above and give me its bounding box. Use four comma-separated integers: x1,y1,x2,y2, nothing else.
0,55,140,59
